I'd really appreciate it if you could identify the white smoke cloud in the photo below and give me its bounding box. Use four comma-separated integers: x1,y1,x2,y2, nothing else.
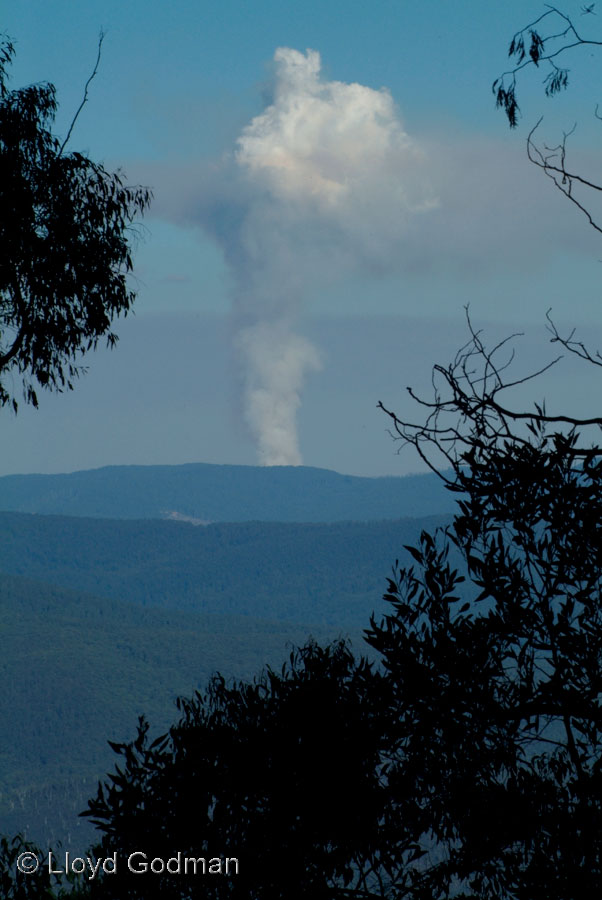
197,48,436,465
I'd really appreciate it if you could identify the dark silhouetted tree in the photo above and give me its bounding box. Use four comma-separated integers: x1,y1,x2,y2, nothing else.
79,640,407,899
0,35,151,412
372,311,602,897
0,33,149,898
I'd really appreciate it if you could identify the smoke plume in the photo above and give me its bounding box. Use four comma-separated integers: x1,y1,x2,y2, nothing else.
203,48,435,465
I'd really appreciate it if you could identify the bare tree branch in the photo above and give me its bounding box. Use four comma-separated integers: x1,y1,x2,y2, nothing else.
526,119,602,235
378,308,602,482
546,307,602,367
59,29,105,155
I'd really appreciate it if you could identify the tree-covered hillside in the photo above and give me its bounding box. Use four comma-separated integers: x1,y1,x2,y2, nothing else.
0,463,453,521
0,512,449,625
0,570,347,849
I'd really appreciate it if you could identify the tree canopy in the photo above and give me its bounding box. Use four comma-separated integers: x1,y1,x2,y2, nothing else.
0,36,151,411
82,642,390,899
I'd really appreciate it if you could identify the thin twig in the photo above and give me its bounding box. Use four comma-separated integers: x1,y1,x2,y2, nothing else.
59,29,105,155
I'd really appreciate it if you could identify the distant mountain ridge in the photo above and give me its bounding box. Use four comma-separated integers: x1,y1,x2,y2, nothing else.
0,463,455,521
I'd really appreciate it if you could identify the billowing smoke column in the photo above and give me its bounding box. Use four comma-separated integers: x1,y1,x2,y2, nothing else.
210,48,434,465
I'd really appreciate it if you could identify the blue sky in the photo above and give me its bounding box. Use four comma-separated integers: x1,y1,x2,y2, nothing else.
3,1,602,476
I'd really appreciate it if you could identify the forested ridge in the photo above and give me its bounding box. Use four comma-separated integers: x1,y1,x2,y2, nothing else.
0,463,453,522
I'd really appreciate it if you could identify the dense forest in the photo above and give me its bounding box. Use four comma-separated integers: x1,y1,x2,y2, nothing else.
0,510,450,623
0,568,357,847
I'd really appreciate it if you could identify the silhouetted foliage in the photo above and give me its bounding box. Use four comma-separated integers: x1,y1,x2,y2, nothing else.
492,5,602,127
373,313,602,896
80,640,397,899
0,32,150,895
494,6,602,236
0,35,151,411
